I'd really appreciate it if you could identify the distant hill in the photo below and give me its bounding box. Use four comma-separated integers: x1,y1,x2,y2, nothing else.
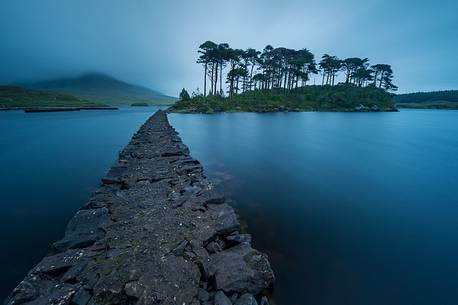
394,90,458,109
0,86,105,108
395,90,458,103
23,73,177,106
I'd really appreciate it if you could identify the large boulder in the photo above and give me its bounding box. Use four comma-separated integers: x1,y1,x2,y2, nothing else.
205,244,274,295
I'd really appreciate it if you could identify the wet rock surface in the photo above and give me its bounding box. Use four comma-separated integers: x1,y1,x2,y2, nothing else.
6,110,274,305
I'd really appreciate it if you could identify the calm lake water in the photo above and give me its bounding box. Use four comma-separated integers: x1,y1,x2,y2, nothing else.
1,109,458,304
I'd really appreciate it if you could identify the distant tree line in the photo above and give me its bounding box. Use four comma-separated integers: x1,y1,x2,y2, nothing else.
394,90,458,103
194,41,397,98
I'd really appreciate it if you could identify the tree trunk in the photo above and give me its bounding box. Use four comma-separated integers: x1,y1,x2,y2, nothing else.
250,64,255,91
220,61,223,95
283,71,287,91
214,62,218,95
204,63,207,97
209,63,214,95
229,76,233,97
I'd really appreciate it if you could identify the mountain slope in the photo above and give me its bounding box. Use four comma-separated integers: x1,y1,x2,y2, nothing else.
24,73,176,106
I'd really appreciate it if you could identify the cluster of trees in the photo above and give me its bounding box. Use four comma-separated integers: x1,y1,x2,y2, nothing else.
320,56,397,90
195,41,397,98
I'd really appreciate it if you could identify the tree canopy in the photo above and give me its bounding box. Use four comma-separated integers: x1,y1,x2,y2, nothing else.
193,41,397,98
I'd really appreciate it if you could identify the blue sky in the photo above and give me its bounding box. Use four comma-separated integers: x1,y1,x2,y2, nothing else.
0,0,456,95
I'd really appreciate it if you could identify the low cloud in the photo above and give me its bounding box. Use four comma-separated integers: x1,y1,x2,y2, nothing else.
0,0,456,95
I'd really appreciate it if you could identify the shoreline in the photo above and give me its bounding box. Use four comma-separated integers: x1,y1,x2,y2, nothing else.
0,107,119,113
168,108,399,114
24,107,119,113
6,110,274,305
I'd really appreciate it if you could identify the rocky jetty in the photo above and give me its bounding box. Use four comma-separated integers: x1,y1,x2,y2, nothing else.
6,110,274,305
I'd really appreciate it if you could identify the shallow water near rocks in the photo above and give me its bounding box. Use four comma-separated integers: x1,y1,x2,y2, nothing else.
1,108,457,304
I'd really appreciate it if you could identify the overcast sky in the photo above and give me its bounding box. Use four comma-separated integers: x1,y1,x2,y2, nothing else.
0,0,456,95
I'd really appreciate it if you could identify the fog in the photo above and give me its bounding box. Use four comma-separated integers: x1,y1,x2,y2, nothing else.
0,0,456,95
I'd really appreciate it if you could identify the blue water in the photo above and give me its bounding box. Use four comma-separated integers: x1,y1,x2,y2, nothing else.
169,110,458,305
1,109,458,304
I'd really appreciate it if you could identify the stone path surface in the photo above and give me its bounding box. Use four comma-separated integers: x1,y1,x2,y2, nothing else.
6,110,274,305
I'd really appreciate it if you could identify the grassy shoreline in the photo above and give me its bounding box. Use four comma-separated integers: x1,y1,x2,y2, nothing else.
169,85,397,114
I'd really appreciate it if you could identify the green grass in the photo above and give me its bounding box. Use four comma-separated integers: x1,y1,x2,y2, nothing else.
168,84,396,113
0,86,106,108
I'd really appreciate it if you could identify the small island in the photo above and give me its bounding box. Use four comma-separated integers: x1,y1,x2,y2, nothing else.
169,41,398,113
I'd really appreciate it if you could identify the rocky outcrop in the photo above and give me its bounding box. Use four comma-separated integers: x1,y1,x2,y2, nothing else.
5,110,274,305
